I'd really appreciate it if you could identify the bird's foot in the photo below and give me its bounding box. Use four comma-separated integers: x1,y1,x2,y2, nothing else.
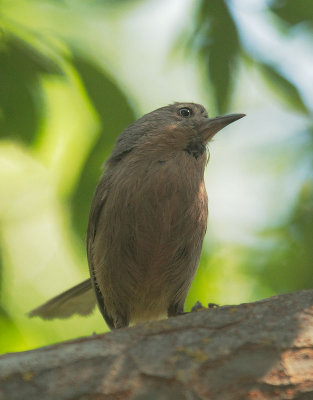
190,301,205,312
190,301,220,312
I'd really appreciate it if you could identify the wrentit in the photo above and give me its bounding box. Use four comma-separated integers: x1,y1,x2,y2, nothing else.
29,103,245,329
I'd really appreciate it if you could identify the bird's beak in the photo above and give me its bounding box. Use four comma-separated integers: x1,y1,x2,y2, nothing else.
201,113,245,143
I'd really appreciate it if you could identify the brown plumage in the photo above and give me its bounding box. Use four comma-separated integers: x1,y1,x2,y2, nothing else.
29,103,245,329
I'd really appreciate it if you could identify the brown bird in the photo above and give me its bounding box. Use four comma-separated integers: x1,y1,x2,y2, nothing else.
29,103,245,329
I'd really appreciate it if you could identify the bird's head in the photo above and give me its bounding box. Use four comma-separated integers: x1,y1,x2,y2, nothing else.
108,102,245,164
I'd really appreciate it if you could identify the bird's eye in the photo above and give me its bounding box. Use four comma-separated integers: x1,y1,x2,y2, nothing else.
178,107,192,118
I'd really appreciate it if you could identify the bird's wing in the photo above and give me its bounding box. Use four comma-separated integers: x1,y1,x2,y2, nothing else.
28,174,111,321
86,172,115,327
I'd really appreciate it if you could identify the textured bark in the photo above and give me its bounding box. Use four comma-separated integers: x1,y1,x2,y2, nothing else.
1,289,313,400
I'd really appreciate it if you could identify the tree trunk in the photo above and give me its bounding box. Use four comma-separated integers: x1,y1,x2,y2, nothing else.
1,289,313,400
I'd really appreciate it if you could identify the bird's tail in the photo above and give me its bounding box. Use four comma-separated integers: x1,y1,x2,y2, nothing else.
28,279,96,320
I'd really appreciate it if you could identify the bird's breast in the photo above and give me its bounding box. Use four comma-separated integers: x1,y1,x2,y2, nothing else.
114,151,208,267
93,151,208,322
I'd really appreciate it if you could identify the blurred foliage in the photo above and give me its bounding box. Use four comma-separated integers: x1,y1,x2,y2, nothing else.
257,60,310,115
269,0,313,26
0,0,312,353
184,0,240,114
70,55,135,239
0,34,63,143
182,0,313,301
183,0,310,116
244,179,313,296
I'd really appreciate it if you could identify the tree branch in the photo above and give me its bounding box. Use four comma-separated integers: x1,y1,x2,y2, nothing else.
1,289,313,400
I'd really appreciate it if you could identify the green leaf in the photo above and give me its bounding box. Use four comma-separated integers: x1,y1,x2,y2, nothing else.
188,0,240,113
70,54,136,240
0,33,63,143
259,62,310,115
270,0,313,26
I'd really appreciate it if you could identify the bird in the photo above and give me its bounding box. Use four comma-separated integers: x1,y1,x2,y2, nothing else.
29,102,245,329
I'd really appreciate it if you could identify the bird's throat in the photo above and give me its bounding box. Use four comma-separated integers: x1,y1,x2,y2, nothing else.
184,140,206,160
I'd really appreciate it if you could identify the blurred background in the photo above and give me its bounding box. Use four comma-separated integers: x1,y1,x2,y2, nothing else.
0,0,312,354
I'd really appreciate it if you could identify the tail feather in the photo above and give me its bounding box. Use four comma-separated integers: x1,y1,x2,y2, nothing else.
28,279,96,320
